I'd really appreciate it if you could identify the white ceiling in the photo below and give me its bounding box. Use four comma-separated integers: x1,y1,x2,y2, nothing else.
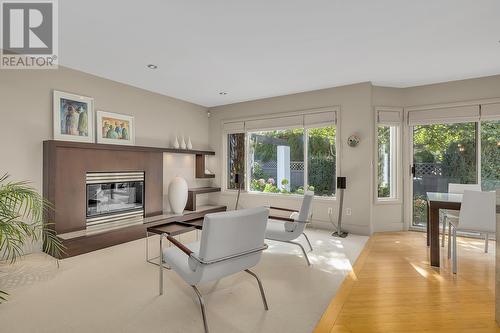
60,0,500,107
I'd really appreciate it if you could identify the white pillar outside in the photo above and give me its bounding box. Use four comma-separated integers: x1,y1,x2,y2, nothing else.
277,145,290,191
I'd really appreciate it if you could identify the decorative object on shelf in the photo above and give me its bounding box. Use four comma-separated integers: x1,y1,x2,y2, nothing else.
173,136,180,149
96,111,135,145
180,136,187,149
347,135,360,147
168,176,188,214
187,137,193,150
53,90,94,143
205,168,213,175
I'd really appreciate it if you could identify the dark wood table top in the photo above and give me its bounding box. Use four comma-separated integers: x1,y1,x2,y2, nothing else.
146,217,205,236
146,222,195,236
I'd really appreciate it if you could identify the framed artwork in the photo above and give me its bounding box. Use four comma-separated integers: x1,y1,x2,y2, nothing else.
53,91,94,143
96,111,135,145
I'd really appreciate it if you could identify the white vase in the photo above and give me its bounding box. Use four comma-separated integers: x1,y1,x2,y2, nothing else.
187,137,193,150
180,136,187,149
173,136,180,149
168,176,188,214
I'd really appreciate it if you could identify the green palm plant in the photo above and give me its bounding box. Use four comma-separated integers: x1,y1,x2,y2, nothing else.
0,173,64,302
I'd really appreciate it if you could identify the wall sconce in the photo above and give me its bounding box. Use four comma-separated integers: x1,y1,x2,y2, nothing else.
347,135,360,147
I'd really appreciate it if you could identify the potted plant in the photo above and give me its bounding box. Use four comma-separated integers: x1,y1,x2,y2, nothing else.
0,173,64,302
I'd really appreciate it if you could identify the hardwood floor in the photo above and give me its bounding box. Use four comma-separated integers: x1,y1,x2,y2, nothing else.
314,231,499,333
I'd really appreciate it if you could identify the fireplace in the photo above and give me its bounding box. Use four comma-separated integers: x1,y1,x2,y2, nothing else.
86,172,145,227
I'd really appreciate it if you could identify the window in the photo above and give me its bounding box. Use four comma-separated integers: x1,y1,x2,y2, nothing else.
227,133,245,190
248,129,305,194
308,126,336,196
223,110,337,197
377,125,397,198
375,108,402,201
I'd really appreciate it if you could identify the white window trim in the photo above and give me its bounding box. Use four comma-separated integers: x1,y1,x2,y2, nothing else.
220,106,340,200
374,107,403,205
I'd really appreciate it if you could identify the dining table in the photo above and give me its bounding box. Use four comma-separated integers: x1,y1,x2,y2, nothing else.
426,191,500,268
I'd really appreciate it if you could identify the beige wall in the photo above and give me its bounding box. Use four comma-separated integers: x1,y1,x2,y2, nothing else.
1,66,499,237
209,75,500,235
209,82,374,235
0,66,211,213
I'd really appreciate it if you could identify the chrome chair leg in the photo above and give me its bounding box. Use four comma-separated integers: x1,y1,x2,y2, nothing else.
287,241,311,266
244,269,269,310
447,224,452,259
441,217,446,247
302,233,313,252
452,226,457,274
485,233,489,253
159,235,163,295
146,230,150,261
191,286,209,333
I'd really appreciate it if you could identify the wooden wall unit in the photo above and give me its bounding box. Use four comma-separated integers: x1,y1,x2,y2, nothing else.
43,140,164,234
43,140,218,258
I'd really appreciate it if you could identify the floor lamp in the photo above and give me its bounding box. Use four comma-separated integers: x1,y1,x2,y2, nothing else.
332,176,348,238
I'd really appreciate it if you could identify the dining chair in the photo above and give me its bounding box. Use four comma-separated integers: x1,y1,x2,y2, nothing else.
448,190,496,274
441,183,481,247
159,207,269,333
265,191,314,266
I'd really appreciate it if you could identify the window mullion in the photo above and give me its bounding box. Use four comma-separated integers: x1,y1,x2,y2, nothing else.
304,128,309,190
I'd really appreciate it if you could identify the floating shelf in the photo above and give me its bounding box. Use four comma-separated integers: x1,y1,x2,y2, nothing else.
185,187,221,211
43,140,215,156
195,154,215,178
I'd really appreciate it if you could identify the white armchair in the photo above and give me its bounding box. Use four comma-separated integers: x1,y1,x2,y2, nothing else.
159,207,269,333
441,183,481,247
265,191,314,266
449,190,496,274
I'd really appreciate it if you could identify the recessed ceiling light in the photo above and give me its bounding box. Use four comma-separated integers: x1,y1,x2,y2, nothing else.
147,64,158,69
219,92,228,95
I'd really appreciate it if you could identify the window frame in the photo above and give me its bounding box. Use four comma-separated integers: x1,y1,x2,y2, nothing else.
374,107,403,204
221,107,340,200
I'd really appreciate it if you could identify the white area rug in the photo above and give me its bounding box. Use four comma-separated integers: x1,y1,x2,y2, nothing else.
0,228,367,333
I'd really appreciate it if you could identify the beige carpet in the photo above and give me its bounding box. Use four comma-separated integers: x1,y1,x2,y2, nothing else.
0,228,367,333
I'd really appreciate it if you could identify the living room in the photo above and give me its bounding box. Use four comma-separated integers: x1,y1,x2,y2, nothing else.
1,1,499,332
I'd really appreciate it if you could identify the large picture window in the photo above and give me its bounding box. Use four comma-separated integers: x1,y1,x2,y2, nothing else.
249,129,305,194
223,111,337,197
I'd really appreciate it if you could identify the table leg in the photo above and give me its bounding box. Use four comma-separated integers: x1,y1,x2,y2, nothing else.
429,205,440,267
426,203,430,246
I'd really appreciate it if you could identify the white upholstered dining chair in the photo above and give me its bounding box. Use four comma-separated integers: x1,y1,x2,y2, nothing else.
441,183,481,247
159,207,269,333
448,190,496,274
265,191,314,266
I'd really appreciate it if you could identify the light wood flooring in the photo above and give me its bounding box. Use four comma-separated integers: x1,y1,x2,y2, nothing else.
314,231,499,333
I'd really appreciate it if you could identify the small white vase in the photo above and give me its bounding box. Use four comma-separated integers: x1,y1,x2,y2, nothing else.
173,136,180,149
180,136,187,149
168,176,188,214
187,137,193,150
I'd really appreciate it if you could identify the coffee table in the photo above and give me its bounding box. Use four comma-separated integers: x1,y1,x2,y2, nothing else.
145,221,197,267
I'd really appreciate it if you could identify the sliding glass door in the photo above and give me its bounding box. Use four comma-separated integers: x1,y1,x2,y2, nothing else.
481,120,500,191
411,123,477,227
